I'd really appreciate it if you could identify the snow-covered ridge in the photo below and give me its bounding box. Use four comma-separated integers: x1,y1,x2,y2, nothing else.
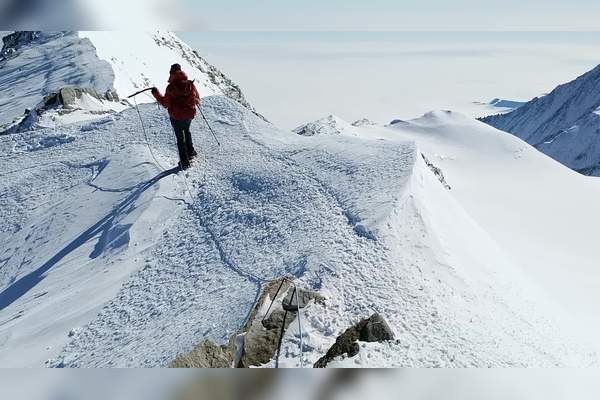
481,64,600,175
2,31,600,368
0,31,259,132
0,31,117,131
79,31,259,116
2,97,598,367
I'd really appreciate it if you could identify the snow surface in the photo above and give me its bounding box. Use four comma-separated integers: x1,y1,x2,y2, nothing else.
79,31,219,101
296,110,600,365
1,30,600,368
34,93,129,129
0,32,115,129
482,64,600,175
0,31,255,131
1,96,598,367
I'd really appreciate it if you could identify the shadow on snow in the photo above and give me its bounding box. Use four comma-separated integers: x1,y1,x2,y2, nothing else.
0,166,179,312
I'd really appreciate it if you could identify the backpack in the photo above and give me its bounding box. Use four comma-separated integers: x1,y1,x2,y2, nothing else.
168,79,198,114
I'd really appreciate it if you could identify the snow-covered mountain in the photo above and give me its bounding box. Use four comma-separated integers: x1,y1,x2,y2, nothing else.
2,97,600,367
2,31,600,368
0,31,258,133
293,114,358,137
481,64,600,175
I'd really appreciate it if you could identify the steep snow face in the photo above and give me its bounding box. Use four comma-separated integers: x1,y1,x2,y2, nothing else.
0,32,116,130
293,114,357,137
78,31,256,113
344,110,600,349
0,31,257,131
1,96,596,367
481,64,600,175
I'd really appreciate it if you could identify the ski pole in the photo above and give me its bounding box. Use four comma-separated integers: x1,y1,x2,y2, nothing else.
197,104,221,147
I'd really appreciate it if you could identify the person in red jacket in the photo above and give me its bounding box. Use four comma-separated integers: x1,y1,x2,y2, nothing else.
151,63,200,170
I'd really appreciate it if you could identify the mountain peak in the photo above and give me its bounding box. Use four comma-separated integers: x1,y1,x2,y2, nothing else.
481,63,600,175
293,114,356,136
0,31,261,132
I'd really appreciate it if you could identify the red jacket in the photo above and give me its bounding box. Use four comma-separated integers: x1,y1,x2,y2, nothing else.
152,70,200,121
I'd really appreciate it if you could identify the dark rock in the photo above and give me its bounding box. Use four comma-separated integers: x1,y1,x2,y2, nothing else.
262,309,294,331
282,287,325,312
422,153,451,190
170,277,326,368
238,319,282,368
1,32,64,59
314,313,394,368
170,340,232,368
358,312,395,342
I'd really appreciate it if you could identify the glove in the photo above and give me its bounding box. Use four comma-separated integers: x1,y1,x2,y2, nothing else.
150,87,158,95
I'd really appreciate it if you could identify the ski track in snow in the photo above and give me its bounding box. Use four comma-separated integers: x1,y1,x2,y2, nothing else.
0,96,597,367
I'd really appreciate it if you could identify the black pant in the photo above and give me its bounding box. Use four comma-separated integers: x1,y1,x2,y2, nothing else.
170,118,196,167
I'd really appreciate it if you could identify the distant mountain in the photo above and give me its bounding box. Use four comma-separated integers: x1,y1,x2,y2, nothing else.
293,114,357,136
489,98,526,109
481,65,600,175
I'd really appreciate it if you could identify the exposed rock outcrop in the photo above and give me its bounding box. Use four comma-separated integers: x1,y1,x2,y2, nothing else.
237,280,323,368
2,86,122,134
170,340,233,368
294,115,356,137
152,33,265,120
169,277,324,369
314,313,394,368
352,118,376,127
422,153,451,190
1,31,65,60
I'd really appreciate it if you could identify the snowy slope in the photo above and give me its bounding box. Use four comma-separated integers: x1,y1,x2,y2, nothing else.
481,64,600,175
0,31,256,132
1,97,597,367
0,32,116,130
78,31,255,112
317,111,600,362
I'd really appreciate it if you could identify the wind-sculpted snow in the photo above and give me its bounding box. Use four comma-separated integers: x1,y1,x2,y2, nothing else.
1,97,597,367
44,97,421,367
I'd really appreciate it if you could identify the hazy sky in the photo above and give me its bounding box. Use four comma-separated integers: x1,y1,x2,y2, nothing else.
186,0,600,31
180,31,600,128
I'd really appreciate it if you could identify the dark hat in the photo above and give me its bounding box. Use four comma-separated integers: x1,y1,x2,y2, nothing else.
170,63,181,74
